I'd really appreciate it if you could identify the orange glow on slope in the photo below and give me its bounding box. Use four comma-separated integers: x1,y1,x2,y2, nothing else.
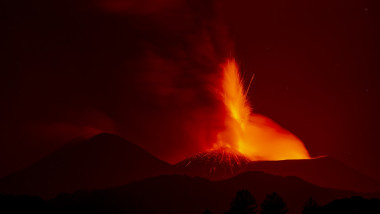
215,59,310,161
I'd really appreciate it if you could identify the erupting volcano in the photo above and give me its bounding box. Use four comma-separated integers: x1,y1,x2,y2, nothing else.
175,147,250,179
212,58,311,161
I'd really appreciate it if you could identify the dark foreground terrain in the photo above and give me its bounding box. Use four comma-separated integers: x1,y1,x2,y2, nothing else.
1,172,380,214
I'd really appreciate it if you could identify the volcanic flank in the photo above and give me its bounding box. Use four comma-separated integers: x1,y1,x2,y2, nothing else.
174,148,250,179
0,133,172,199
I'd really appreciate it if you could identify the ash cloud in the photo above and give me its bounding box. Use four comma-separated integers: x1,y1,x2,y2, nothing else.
1,0,234,176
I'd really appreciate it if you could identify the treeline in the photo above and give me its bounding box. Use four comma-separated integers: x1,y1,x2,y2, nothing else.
202,190,380,214
0,192,379,214
221,190,287,214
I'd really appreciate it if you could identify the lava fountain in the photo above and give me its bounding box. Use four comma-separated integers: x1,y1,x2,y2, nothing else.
214,58,310,161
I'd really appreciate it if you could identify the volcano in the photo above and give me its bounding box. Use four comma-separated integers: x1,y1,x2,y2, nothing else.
0,133,172,199
174,148,250,179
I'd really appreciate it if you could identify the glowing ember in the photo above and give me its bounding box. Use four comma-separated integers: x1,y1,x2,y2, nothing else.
175,147,250,179
215,59,311,161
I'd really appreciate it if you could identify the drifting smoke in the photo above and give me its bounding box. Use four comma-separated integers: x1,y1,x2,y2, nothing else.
1,0,310,178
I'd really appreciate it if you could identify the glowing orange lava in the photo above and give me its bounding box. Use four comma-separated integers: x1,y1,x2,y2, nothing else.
214,58,310,161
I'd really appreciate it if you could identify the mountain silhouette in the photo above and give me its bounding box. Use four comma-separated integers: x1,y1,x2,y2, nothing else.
0,133,172,199
240,157,380,192
174,148,250,179
174,152,380,192
1,133,379,203
49,172,380,214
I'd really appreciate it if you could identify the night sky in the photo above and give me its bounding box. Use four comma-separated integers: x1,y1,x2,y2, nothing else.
1,0,380,181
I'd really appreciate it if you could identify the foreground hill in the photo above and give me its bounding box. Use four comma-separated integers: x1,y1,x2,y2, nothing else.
241,157,380,192
0,133,172,199
49,172,380,214
174,152,380,193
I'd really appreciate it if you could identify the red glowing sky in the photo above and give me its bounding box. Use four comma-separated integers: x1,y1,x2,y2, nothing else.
1,0,380,181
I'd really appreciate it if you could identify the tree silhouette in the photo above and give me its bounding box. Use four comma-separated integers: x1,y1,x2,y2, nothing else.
302,197,319,214
226,190,258,214
260,192,288,214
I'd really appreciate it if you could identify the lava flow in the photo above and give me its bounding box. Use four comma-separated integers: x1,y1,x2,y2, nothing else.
214,58,311,161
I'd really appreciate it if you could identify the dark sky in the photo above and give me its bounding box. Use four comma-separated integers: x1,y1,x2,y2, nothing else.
1,0,380,181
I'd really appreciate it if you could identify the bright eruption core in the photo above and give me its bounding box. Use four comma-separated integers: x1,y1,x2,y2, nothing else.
214,59,311,161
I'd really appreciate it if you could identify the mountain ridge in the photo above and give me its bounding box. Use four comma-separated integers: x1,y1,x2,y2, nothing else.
49,171,380,214
1,133,380,200
0,133,172,199
241,156,380,192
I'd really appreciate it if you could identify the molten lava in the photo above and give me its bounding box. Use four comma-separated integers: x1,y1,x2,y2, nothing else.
214,59,310,161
